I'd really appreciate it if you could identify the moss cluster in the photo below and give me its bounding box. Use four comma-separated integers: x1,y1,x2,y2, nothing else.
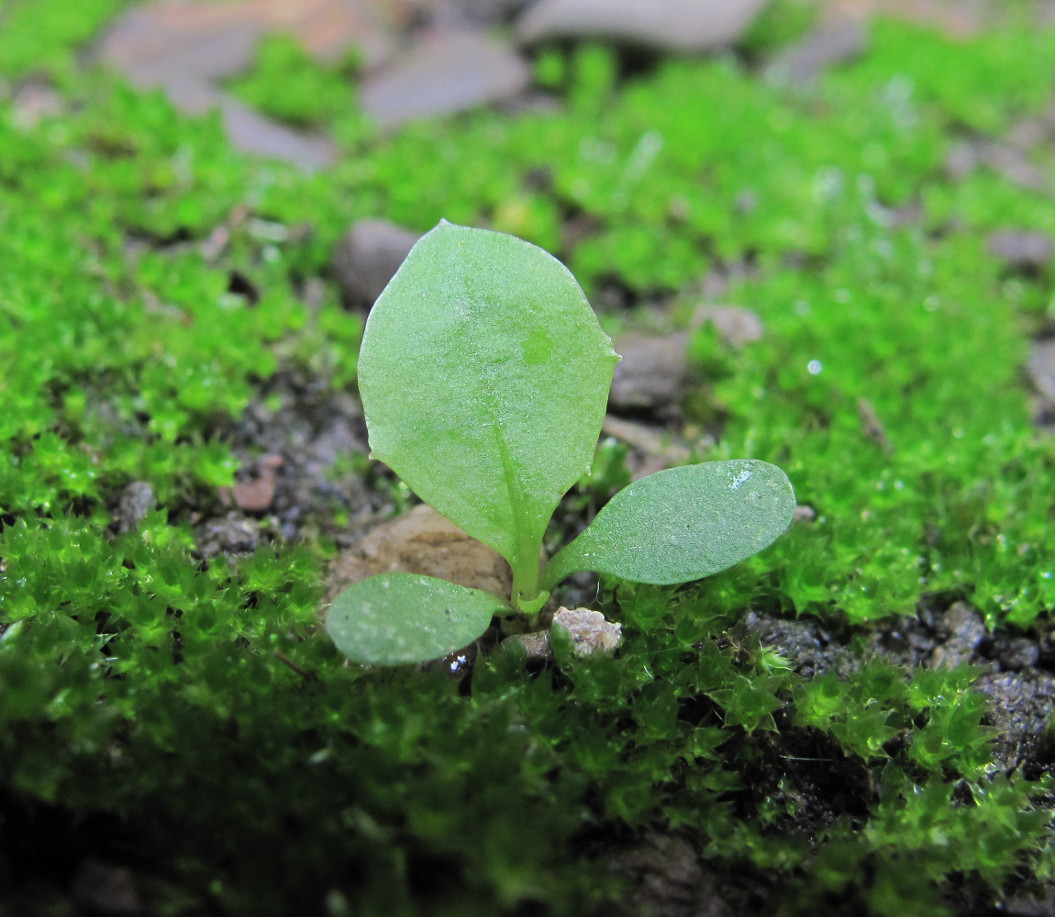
2,2,1055,914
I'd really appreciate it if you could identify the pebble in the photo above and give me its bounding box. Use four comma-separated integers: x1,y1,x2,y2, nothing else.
218,96,336,170
332,218,421,308
94,0,393,168
765,16,867,83
514,0,769,53
929,600,987,669
992,636,1041,672
220,454,283,513
692,305,764,348
600,415,694,478
72,858,140,917
324,504,512,605
974,670,1055,772
947,141,1050,193
360,30,531,128
415,0,538,26
115,481,156,533
608,332,691,420
196,512,263,557
1028,339,1055,408
552,607,622,656
987,229,1054,272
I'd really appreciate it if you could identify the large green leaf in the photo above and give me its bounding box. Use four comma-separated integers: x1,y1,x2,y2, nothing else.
358,221,618,598
326,573,507,665
542,460,795,588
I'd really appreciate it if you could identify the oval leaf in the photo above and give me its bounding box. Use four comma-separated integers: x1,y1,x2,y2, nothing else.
326,573,506,666
358,221,619,583
543,460,795,588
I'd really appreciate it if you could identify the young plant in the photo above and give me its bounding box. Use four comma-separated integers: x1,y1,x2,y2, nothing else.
326,221,795,665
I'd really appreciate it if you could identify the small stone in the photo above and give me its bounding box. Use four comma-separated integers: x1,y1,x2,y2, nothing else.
72,859,141,917
515,0,769,53
930,601,987,669
196,512,262,556
792,504,816,523
974,670,1055,772
413,0,537,26
324,504,512,605
332,219,420,309
116,481,156,533
360,30,531,129
218,96,336,171
501,629,552,660
551,607,621,656
947,141,1050,193
94,0,394,168
599,416,695,480
765,17,866,83
692,305,764,348
11,79,64,130
609,332,691,420
221,455,283,513
987,229,1054,272
992,636,1041,672
1028,339,1055,402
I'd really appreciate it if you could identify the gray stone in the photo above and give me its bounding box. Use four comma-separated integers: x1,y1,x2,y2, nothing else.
1029,339,1055,402
692,305,764,348
361,30,531,128
116,481,156,533
609,332,690,420
413,0,538,26
218,96,336,170
333,218,420,308
987,229,1054,272
993,637,1041,672
929,601,987,669
765,17,867,83
515,0,769,53
551,607,621,656
948,141,1050,193
94,0,395,168
974,670,1055,772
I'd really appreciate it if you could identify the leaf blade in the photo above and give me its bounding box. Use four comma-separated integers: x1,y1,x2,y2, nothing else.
325,573,506,666
543,460,795,588
358,221,619,582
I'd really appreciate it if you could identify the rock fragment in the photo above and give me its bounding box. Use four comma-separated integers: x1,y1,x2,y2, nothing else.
360,30,531,128
929,601,987,669
551,607,622,656
1028,339,1055,426
609,332,691,420
94,0,394,168
515,0,769,53
413,0,538,26
324,504,512,604
333,219,420,308
765,16,866,83
116,481,156,533
987,229,1054,272
692,305,764,348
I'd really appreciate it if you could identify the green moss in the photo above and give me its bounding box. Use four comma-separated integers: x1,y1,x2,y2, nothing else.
227,34,364,131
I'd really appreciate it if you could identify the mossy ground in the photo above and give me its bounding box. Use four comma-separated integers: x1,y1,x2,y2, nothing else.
2,2,1055,914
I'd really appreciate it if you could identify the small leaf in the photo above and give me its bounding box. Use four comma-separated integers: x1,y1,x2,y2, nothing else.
326,573,507,665
358,221,619,596
542,460,795,588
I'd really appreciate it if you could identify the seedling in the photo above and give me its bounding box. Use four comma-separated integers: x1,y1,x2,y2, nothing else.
327,222,795,665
